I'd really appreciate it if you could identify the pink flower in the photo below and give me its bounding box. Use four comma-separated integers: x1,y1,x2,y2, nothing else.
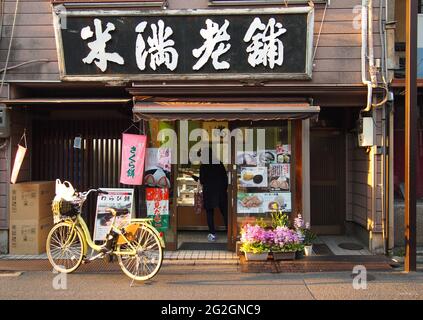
294,214,305,229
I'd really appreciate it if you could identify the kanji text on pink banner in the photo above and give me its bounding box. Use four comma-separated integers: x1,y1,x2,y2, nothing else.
120,133,147,185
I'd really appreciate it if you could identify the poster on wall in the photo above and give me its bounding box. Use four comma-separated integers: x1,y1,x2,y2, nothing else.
93,189,134,241
144,147,171,188
276,144,291,163
239,167,268,188
120,133,147,185
262,192,292,212
257,150,277,166
269,164,290,191
236,151,257,166
146,188,170,231
237,192,292,214
237,193,265,214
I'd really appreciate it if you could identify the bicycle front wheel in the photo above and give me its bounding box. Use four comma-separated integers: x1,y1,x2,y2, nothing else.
117,224,163,281
46,222,84,273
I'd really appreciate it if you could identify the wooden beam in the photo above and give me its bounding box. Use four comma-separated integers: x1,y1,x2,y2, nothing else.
404,0,417,272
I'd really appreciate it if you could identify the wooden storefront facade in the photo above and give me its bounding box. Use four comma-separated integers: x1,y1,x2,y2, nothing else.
0,0,390,254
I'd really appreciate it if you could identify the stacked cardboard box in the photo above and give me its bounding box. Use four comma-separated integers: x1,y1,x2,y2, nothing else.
9,181,55,255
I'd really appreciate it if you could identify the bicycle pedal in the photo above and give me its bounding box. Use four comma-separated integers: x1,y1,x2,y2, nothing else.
100,248,113,255
104,254,114,263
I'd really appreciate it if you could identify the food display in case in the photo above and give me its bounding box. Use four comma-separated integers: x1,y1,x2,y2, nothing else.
176,166,226,230
176,168,200,206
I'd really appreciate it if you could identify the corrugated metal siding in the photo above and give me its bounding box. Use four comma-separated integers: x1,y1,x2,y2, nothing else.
0,0,384,84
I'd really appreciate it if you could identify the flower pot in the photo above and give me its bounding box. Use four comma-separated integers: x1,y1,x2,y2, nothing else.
295,250,304,259
272,251,296,261
244,252,269,261
304,245,313,256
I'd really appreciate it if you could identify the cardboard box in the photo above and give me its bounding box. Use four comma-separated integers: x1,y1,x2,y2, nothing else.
9,216,54,255
10,181,55,220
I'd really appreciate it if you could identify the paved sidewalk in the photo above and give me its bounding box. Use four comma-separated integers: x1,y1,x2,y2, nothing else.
1,265,423,300
0,250,238,262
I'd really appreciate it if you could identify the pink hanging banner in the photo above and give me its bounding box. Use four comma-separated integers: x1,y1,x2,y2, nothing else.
11,145,27,184
120,133,147,185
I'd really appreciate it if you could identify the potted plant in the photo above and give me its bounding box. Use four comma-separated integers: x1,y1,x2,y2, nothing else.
302,229,316,256
270,208,289,228
240,224,271,261
294,214,316,257
271,226,301,261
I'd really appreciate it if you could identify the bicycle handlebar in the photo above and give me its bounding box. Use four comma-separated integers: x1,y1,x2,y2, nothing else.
78,188,109,199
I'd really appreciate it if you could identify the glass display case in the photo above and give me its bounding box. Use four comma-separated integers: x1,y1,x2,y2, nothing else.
176,167,200,206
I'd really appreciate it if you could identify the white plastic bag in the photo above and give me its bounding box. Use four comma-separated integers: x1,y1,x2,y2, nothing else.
55,179,75,201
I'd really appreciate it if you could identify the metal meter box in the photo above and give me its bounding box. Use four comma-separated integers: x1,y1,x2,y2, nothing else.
0,105,10,138
358,116,374,147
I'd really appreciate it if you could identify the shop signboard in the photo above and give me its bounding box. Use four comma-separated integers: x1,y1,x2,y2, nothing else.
53,7,314,81
93,188,135,241
146,188,169,231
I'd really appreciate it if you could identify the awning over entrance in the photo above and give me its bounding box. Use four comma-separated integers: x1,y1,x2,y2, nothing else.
133,102,320,121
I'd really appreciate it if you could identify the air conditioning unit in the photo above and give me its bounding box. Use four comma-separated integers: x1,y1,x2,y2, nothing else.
357,116,374,147
0,105,10,138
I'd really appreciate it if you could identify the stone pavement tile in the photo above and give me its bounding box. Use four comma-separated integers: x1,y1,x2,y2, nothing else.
170,251,179,260
193,259,238,265
163,259,196,266
224,252,233,259
184,251,193,260
178,251,187,260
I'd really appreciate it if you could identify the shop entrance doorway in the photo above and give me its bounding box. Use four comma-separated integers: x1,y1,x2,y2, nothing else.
175,120,230,250
310,129,346,234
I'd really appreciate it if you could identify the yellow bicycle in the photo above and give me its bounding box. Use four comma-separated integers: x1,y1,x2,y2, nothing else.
46,189,165,281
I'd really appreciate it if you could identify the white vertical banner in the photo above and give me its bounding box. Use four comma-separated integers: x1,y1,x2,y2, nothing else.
11,145,27,184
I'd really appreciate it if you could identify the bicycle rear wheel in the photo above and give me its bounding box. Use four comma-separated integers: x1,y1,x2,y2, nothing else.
46,222,84,273
117,224,163,281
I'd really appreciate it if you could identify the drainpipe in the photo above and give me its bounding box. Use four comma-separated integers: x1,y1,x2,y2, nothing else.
362,0,373,112
380,0,391,255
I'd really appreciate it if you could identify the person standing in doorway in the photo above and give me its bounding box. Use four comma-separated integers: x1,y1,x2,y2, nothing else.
190,148,228,242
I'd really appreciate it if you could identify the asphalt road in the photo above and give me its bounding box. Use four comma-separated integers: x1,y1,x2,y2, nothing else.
1,265,423,300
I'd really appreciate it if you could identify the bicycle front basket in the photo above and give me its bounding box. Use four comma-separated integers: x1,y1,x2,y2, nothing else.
52,198,79,223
